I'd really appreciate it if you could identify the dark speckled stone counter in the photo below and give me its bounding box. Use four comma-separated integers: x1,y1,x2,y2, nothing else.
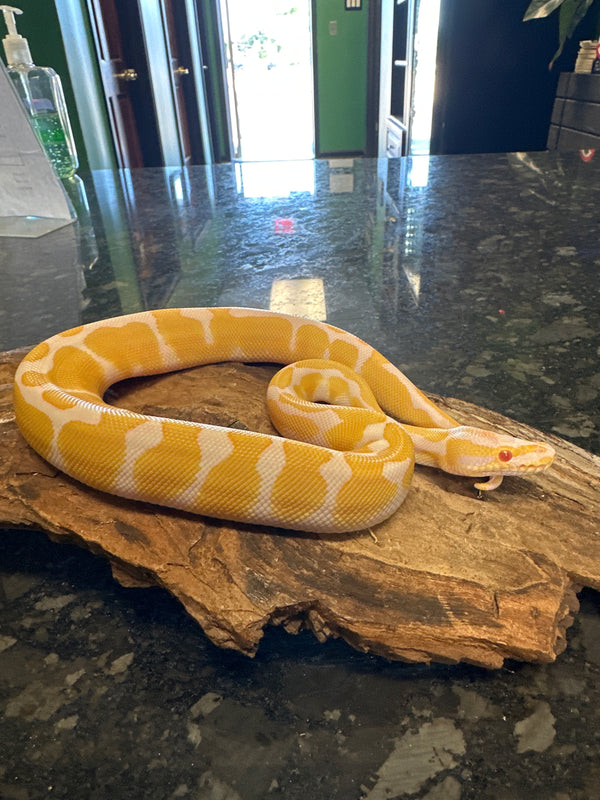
1,154,599,799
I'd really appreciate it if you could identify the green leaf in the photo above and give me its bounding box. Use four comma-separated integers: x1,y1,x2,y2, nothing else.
523,0,568,21
550,0,596,65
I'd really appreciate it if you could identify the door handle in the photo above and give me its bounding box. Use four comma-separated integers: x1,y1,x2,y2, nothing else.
174,66,190,76
114,68,138,82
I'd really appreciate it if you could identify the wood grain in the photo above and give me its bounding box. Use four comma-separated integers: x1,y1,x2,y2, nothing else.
2,348,599,668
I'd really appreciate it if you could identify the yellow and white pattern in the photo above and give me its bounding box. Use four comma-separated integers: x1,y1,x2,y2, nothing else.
13,307,555,533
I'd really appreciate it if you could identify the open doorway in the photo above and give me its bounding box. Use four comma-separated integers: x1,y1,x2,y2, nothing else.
219,0,314,161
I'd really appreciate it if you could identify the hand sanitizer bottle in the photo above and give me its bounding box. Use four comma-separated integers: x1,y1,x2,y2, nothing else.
0,5,78,178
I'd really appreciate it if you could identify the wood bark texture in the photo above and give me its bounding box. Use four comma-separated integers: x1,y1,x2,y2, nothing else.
2,348,599,668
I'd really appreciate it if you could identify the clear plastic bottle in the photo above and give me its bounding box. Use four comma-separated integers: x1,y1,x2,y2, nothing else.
1,5,78,178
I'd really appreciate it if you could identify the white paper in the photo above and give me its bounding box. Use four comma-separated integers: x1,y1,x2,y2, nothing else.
0,59,73,235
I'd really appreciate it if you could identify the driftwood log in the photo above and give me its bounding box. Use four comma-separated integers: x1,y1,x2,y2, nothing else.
1,347,599,668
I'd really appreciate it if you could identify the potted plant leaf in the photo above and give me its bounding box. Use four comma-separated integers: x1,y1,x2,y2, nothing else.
524,0,600,67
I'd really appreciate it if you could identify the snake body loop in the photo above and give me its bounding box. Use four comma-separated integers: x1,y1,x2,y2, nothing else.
13,308,555,533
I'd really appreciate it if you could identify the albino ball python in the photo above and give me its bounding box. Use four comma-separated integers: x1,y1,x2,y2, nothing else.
13,307,555,533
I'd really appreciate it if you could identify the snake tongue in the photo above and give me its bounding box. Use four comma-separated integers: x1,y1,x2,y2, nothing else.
474,475,504,492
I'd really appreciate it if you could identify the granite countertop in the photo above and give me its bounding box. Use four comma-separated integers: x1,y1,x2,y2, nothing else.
1,153,599,799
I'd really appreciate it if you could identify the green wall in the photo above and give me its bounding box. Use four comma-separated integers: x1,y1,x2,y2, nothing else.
313,0,369,156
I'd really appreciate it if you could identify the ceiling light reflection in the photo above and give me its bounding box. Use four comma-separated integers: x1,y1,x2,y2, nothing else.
269,278,327,320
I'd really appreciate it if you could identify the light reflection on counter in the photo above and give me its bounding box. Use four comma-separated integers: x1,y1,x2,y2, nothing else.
407,155,431,188
235,160,316,198
269,278,327,320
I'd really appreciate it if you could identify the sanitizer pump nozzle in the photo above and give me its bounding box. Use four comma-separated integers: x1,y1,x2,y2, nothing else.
0,4,78,179
1,5,32,65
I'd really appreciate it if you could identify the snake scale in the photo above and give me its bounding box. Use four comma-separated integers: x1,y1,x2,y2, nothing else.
13,307,555,533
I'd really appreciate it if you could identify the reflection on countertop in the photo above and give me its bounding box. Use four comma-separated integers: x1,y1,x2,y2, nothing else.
1,153,600,800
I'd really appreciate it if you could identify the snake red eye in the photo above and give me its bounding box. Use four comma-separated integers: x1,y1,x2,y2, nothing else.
498,449,513,462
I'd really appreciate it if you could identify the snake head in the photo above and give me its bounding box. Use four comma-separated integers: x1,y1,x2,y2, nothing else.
440,425,556,491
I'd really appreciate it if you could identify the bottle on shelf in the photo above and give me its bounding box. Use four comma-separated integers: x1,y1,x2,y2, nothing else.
0,4,78,179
